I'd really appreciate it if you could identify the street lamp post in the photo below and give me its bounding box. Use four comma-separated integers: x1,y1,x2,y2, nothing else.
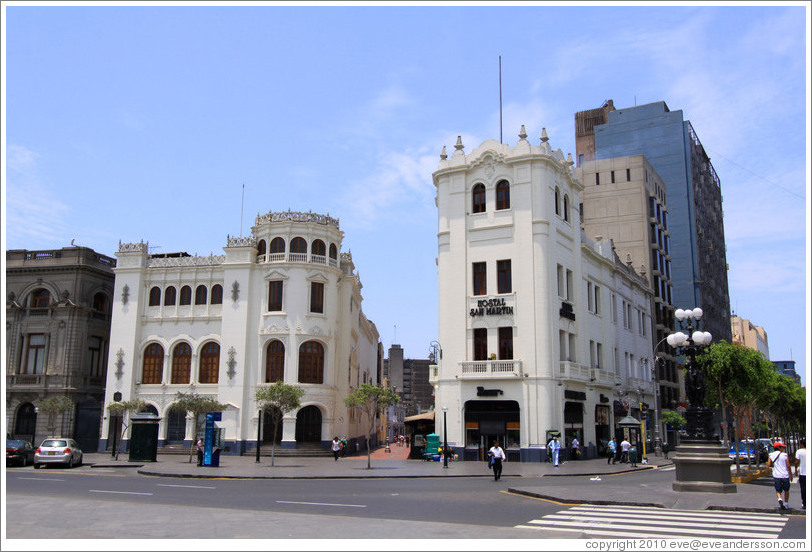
442,406,449,469
667,307,735,493
255,409,262,463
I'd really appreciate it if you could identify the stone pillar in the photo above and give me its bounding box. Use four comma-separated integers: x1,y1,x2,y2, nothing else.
672,439,736,493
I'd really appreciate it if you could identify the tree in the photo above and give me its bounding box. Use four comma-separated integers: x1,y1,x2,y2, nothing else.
254,382,305,466
107,399,146,460
344,383,400,469
168,392,228,463
37,395,74,438
661,410,686,432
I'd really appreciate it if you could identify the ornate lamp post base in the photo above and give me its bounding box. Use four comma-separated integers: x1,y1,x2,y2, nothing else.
672,439,737,493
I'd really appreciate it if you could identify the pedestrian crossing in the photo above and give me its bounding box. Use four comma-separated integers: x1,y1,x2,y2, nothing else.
516,505,788,539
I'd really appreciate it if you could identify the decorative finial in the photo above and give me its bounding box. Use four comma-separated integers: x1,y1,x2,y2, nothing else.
440,146,447,160
566,153,574,166
454,135,464,151
540,128,549,143
518,125,527,140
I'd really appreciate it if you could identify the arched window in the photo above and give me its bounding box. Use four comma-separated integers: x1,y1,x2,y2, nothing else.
199,342,220,384
298,341,324,384
311,239,326,263
270,237,286,254
472,183,486,214
210,284,223,305
555,187,561,216
257,240,267,259
92,292,108,314
171,342,191,384
329,243,338,260
164,286,177,306
142,343,164,384
290,237,307,253
179,286,192,305
148,287,161,307
30,288,51,308
496,180,510,210
563,194,570,222
195,285,207,305
266,340,285,383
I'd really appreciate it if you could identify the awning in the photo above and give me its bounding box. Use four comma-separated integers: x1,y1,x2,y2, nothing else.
404,411,435,422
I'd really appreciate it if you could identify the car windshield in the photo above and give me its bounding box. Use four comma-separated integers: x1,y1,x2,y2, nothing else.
6,440,26,448
41,440,68,447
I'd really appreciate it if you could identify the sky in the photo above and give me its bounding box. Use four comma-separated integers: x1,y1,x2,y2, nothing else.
3,2,810,387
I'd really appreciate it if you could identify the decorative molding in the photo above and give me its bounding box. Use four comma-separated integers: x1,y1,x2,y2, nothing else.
115,349,125,380
227,347,237,379
231,281,240,302
255,210,340,229
147,255,224,267
226,235,257,248
121,284,130,305
118,241,149,252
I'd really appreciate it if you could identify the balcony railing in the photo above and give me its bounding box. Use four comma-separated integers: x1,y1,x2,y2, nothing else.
258,252,340,267
7,374,105,389
559,361,592,382
459,360,522,379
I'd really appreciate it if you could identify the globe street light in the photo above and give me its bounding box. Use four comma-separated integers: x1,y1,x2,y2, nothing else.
442,406,449,469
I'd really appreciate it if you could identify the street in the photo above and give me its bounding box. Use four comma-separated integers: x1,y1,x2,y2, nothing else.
4,463,807,544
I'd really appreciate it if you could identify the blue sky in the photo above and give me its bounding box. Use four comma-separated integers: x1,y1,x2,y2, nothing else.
3,2,809,386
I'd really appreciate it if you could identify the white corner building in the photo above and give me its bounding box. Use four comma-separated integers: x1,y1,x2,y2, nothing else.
431,128,655,462
100,211,381,454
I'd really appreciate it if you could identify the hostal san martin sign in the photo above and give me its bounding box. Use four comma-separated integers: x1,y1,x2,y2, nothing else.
470,297,514,317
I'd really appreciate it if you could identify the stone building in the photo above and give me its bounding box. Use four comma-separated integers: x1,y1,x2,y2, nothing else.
100,210,381,454
6,246,116,451
431,128,654,462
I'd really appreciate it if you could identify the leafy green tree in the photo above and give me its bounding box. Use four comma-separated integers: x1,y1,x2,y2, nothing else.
661,410,686,431
168,392,228,463
344,383,400,469
254,382,305,466
107,399,147,459
37,395,74,438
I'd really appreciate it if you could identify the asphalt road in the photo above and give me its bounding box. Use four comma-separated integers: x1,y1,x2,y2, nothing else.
4,464,807,544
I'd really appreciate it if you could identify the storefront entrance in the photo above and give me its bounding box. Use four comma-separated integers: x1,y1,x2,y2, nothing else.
463,400,520,461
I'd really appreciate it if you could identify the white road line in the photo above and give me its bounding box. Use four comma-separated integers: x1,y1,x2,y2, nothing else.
157,484,216,489
89,490,153,496
16,477,64,482
276,500,366,508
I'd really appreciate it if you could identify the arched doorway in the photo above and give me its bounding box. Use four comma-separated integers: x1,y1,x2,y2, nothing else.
166,409,187,442
15,403,37,442
263,407,283,444
295,406,322,443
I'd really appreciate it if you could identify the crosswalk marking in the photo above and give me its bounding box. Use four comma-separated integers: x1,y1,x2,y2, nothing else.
516,505,788,539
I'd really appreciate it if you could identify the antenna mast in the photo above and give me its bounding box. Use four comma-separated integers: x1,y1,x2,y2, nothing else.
240,183,245,237
499,55,503,144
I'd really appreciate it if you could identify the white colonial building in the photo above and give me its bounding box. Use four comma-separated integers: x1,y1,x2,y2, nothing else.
100,210,381,454
431,128,655,462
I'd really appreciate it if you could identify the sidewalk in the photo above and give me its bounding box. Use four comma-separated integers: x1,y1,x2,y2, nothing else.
79,449,805,515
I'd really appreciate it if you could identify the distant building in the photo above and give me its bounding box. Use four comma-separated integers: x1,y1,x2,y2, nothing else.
432,129,654,462
100,210,381,454
575,100,732,345
6,246,116,451
772,360,800,385
382,344,434,441
730,315,770,359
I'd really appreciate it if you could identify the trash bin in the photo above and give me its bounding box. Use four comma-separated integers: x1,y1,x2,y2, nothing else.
128,413,160,462
628,446,638,466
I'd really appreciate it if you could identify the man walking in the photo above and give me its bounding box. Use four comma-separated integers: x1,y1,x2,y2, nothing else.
607,438,617,464
620,437,631,464
767,441,793,510
550,437,561,467
570,436,580,461
795,439,806,509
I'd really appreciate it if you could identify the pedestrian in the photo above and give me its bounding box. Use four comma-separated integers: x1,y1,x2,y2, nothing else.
551,436,561,467
488,440,506,481
794,439,806,510
767,441,793,510
332,436,341,461
620,437,631,463
662,441,670,460
607,438,617,464
196,438,204,466
546,436,554,463
340,436,348,457
571,436,580,461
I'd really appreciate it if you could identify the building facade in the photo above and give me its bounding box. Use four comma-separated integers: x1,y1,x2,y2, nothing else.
576,155,678,443
730,315,770,359
6,246,116,451
383,344,434,442
576,100,732,344
99,210,381,454
431,129,655,462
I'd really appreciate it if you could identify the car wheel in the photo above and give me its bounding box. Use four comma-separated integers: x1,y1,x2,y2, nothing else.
77,454,83,467
67,456,74,469
33,463,41,469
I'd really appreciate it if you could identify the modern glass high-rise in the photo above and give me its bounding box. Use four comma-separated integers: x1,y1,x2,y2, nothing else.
576,100,732,344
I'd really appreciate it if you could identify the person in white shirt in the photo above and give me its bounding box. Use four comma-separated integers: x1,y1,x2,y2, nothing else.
795,439,806,510
488,440,506,481
767,441,793,510
620,438,631,463
570,437,580,461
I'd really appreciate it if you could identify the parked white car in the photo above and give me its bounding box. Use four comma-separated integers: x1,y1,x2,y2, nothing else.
34,438,83,469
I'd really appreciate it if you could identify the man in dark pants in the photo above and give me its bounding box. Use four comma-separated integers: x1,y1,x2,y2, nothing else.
795,439,806,510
